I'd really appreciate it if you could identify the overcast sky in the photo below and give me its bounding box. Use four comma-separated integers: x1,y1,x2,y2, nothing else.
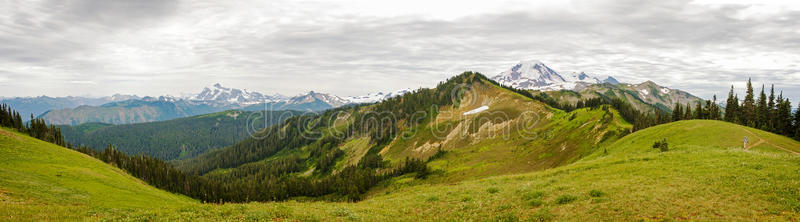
1,0,799,101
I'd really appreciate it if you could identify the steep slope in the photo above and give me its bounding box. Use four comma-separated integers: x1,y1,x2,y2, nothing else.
541,81,704,113
377,79,632,181
0,127,195,220
58,110,300,160
5,120,800,220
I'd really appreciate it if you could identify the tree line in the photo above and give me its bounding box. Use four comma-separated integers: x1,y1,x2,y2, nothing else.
723,79,800,139
1,103,65,146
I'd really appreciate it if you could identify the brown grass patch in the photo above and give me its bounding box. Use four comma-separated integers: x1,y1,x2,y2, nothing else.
0,129,22,141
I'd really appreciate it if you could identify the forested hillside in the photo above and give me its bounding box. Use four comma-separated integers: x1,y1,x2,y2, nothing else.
170,72,638,201
59,110,300,160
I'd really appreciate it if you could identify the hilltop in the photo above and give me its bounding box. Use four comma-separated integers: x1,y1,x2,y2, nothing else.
173,72,631,186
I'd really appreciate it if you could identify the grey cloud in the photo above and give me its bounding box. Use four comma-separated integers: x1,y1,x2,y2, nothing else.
1,0,799,102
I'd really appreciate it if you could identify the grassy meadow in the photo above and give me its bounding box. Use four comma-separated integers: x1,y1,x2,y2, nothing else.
2,119,800,220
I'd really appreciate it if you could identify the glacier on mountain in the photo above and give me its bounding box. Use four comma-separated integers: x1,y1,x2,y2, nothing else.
491,60,619,91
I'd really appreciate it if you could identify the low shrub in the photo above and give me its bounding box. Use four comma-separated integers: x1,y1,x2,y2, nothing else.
652,138,669,152
588,190,605,197
555,194,577,204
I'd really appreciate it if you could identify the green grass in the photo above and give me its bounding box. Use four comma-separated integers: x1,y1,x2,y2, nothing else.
379,80,632,183
2,120,800,220
0,127,196,220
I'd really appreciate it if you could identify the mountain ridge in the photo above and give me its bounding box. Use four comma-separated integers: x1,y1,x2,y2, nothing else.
37,84,410,125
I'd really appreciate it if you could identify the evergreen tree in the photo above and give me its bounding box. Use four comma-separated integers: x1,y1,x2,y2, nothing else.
795,102,800,140
756,84,768,129
684,102,693,120
767,85,776,130
742,78,756,126
775,93,792,136
672,103,683,121
724,86,738,122
708,96,721,120
694,100,704,119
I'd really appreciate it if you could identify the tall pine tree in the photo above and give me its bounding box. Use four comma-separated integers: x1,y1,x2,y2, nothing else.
694,100,704,119
756,84,768,129
672,103,683,121
767,85,776,130
775,93,792,136
709,95,721,120
724,85,738,122
684,102,693,120
795,102,800,140
742,78,756,126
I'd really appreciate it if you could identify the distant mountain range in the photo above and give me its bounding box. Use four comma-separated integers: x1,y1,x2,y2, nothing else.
491,60,619,91
59,110,300,160
0,94,140,121
33,84,411,125
8,59,708,125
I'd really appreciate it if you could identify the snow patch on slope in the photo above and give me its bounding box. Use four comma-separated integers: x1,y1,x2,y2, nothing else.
463,106,489,115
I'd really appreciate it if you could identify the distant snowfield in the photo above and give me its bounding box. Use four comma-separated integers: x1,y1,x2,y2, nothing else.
463,105,489,115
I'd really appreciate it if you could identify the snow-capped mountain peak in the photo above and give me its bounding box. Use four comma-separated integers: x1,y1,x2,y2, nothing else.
185,83,409,109
498,60,565,87
287,91,348,107
491,60,620,91
192,83,284,105
344,88,411,104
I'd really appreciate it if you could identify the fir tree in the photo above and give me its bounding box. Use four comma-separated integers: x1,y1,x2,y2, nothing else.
694,100,704,119
724,85,738,122
767,85,776,130
672,103,683,121
684,102,693,120
795,102,800,140
775,93,792,136
742,78,756,126
756,84,768,129
709,96,721,120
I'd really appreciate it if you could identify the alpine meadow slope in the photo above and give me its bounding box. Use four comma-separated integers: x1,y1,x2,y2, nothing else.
173,72,633,186
3,119,800,220
0,127,196,220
